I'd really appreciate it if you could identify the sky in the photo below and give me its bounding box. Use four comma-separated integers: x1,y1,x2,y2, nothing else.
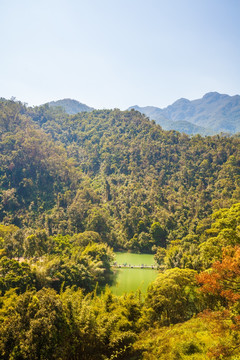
1,0,240,109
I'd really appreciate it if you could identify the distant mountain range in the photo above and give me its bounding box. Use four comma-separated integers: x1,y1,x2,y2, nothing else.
129,92,240,135
46,92,240,135
128,105,210,135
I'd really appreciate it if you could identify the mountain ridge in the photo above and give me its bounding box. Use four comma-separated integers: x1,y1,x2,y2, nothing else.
129,92,240,135
44,92,240,135
47,98,94,114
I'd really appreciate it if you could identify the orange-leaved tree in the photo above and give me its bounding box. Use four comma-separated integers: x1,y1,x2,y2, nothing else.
197,246,240,304
197,246,240,359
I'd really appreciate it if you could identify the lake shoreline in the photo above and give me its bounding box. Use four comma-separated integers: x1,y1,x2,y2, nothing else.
109,252,158,296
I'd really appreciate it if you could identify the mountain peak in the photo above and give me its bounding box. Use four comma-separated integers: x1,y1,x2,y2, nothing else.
172,97,190,105
202,92,229,102
129,92,240,135
203,91,221,98
47,98,94,114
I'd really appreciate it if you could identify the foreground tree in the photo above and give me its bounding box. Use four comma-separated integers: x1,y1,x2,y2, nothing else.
197,246,240,304
146,268,203,325
197,246,240,359
0,289,71,360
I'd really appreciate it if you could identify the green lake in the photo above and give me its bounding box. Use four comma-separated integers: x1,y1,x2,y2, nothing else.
110,252,158,296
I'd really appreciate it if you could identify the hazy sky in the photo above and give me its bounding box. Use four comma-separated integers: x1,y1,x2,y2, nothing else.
1,0,240,109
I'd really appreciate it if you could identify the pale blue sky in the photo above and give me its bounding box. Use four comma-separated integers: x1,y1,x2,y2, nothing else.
1,0,240,109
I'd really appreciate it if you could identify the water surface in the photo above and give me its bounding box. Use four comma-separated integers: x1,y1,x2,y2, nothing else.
110,252,158,296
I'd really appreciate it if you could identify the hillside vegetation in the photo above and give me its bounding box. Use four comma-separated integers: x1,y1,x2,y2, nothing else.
0,98,240,359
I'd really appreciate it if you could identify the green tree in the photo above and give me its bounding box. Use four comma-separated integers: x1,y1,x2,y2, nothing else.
146,268,202,325
0,289,71,360
150,222,167,248
0,257,35,294
23,230,48,258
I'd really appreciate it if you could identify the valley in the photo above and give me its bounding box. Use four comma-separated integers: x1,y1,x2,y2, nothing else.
0,97,239,359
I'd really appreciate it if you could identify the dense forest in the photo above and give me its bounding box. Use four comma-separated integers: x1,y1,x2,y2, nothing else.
0,98,240,359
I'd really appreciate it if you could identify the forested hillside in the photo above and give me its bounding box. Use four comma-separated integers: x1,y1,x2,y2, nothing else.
0,98,240,359
1,99,239,249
